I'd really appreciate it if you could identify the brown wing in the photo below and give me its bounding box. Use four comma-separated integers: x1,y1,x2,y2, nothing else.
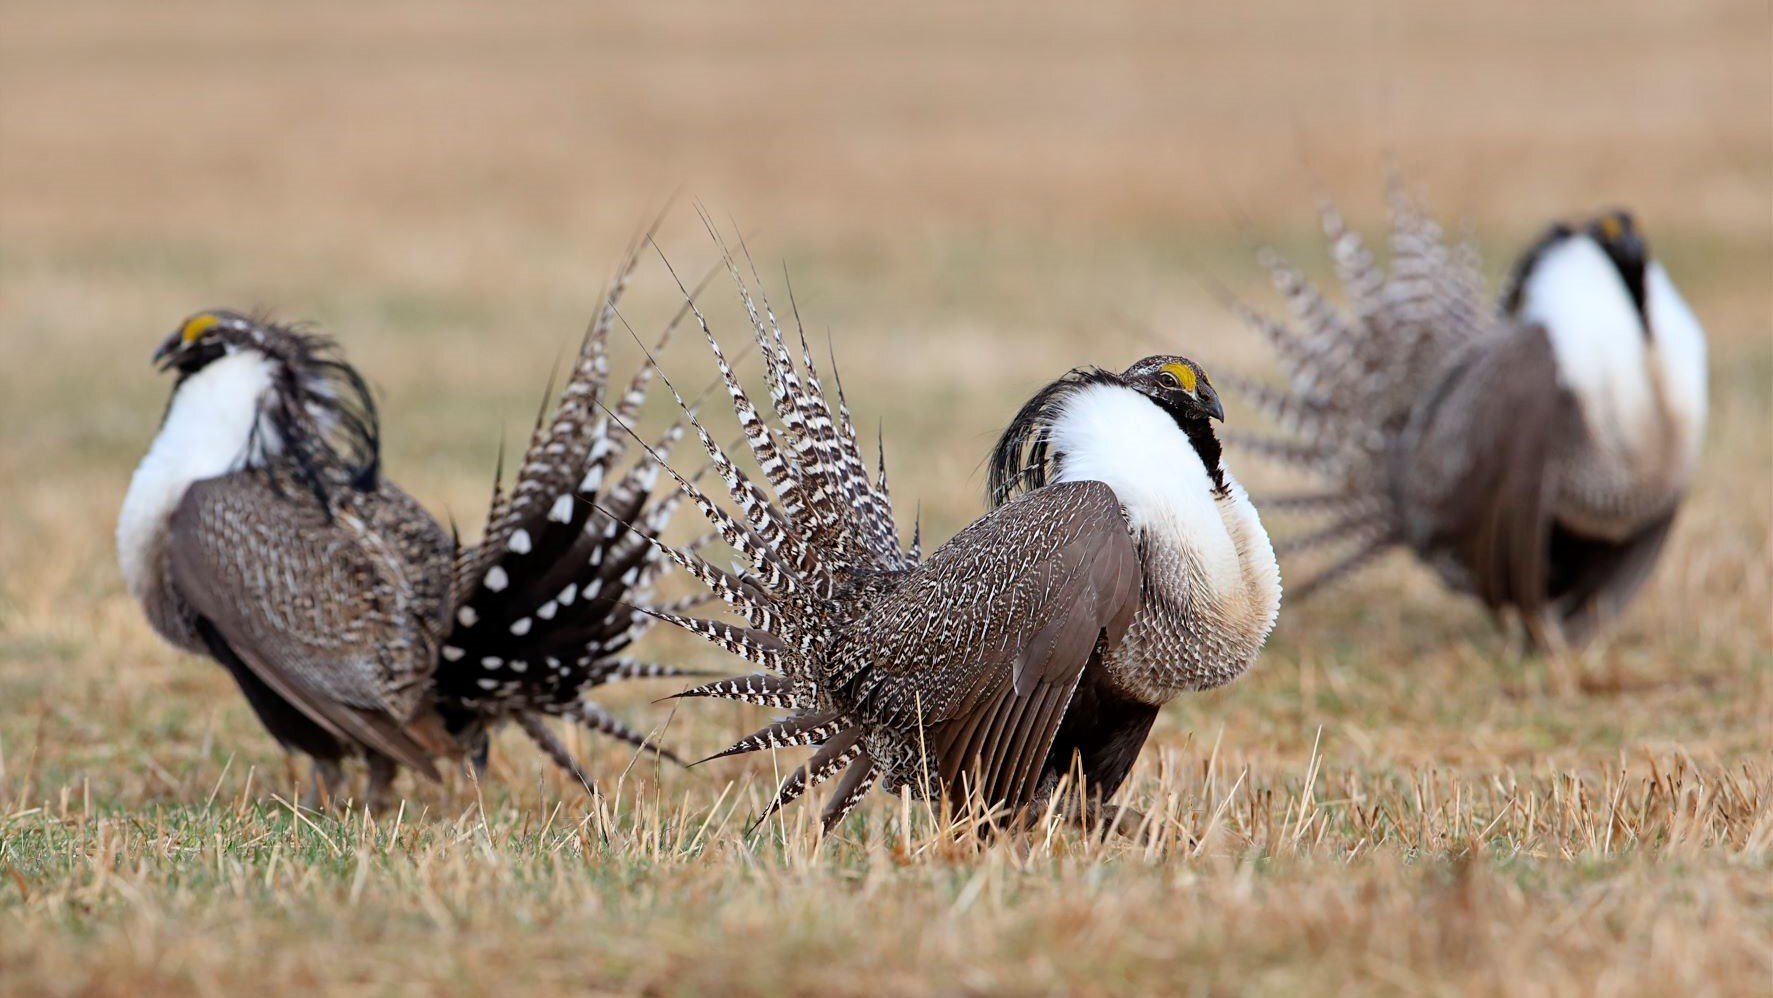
830,481,1141,811
167,474,443,778
1399,323,1573,645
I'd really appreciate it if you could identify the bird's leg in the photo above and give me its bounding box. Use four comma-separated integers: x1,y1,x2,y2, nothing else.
303,758,344,811
365,752,400,813
469,733,490,778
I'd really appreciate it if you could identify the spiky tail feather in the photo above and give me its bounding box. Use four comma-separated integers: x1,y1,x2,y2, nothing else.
606,222,918,831
1228,182,1494,597
433,220,712,787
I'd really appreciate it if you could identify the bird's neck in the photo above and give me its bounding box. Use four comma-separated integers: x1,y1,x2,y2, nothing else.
117,352,280,602
1048,382,1280,700
1522,239,1707,493
1049,383,1225,538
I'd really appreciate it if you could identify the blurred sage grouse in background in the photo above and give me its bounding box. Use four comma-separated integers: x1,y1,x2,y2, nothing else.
631,243,1279,832
117,261,697,805
1229,189,1706,649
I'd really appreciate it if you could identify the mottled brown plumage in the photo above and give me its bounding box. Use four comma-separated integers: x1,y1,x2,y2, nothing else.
119,255,700,803
168,471,452,782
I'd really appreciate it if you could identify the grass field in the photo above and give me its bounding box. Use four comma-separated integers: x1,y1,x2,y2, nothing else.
1,2,1769,993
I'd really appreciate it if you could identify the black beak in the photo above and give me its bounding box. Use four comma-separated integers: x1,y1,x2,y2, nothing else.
1198,385,1225,422
152,332,184,370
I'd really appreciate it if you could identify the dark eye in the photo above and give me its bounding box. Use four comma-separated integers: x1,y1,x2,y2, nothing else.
1158,371,1181,389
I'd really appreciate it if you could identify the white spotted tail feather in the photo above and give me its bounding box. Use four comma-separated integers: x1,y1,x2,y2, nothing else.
431,233,711,787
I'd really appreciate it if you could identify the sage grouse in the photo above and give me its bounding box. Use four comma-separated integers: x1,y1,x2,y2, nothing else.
1230,193,1706,649
632,255,1279,830
117,284,695,804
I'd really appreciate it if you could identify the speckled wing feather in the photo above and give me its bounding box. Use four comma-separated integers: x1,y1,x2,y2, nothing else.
167,474,445,778
833,482,1141,810
1394,324,1568,644
1397,322,1676,648
363,481,457,638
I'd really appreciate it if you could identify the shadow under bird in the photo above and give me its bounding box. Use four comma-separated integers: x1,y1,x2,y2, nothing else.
116,259,699,805
1228,190,1705,650
625,243,1279,831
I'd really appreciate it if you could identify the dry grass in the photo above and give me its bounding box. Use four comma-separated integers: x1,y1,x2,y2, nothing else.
1,2,1770,994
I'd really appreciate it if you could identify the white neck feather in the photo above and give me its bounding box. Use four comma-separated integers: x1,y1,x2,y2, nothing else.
117,350,279,601
1518,235,1707,478
1048,382,1280,629
1644,260,1708,469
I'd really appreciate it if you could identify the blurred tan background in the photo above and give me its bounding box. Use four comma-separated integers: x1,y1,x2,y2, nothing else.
4,0,1767,539
5,0,1768,238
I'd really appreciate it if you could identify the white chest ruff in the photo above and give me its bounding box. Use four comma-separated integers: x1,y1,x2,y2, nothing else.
1050,383,1281,698
1519,237,1708,504
117,351,278,602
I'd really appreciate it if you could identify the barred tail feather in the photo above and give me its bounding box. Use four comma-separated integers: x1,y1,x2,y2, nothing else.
1273,505,1394,556
588,657,714,684
593,397,807,601
668,673,798,709
1224,431,1345,478
433,221,715,780
1317,195,1386,320
1287,532,1397,601
624,226,919,830
793,317,903,569
643,610,788,673
820,751,878,832
651,363,829,593
1234,183,1501,599
514,711,598,796
561,700,684,766
752,726,866,831
695,710,846,765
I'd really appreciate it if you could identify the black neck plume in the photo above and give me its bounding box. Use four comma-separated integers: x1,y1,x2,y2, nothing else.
1181,416,1229,497
260,330,382,512
987,367,1119,509
1147,392,1228,497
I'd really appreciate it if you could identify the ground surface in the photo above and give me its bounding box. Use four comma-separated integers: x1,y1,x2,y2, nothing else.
1,2,1769,994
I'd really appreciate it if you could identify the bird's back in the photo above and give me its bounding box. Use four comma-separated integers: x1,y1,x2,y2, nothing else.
168,469,450,722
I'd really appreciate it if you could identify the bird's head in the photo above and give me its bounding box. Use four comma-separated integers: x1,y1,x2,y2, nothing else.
987,353,1229,508
152,309,382,499
1500,209,1707,443
1500,208,1711,364
155,308,288,376
1117,354,1225,423
1503,210,1655,325
1585,210,1650,314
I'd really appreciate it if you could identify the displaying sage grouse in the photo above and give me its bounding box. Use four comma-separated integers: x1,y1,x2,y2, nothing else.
117,276,695,804
1229,190,1706,649
632,249,1279,831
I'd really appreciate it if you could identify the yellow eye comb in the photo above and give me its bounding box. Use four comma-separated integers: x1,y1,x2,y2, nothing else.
1162,362,1198,392
180,313,220,342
